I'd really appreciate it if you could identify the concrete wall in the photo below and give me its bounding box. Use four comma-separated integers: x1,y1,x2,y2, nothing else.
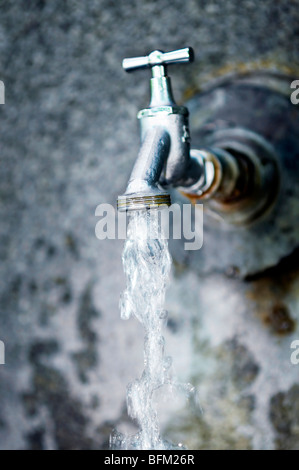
0,0,298,449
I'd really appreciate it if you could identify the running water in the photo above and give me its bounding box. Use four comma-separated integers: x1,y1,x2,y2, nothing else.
110,210,198,450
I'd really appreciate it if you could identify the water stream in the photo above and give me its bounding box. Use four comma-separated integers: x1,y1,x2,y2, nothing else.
110,210,198,450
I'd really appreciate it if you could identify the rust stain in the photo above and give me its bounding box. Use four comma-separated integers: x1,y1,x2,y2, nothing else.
182,85,200,102
182,57,299,101
209,58,299,80
264,303,296,335
179,191,202,205
179,152,222,203
245,248,299,336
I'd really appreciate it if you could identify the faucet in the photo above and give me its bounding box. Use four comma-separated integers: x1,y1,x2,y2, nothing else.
117,47,279,225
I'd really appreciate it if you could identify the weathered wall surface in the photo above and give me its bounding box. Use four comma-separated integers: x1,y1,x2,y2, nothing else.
0,0,298,450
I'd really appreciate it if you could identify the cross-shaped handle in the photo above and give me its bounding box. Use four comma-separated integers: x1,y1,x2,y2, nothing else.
122,47,194,73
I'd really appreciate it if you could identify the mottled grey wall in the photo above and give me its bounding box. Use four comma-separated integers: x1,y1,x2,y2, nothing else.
0,0,298,450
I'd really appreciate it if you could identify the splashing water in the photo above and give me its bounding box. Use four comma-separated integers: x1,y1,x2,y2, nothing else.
110,210,198,450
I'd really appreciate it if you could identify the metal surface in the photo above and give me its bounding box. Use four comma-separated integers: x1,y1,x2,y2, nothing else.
117,194,171,212
117,127,171,212
118,47,202,212
181,130,279,225
122,47,194,73
206,129,279,225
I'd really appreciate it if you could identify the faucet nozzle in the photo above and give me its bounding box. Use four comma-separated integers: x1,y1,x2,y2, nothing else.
117,127,171,212
117,192,171,212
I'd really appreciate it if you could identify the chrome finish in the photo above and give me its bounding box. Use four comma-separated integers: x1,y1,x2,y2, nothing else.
124,126,170,195
122,48,194,73
117,127,171,212
118,47,204,212
123,48,194,108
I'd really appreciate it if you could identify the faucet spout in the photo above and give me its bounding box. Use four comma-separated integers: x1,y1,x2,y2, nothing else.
117,47,206,212
117,127,171,212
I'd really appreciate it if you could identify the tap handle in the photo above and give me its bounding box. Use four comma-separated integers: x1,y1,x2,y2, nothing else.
122,47,194,73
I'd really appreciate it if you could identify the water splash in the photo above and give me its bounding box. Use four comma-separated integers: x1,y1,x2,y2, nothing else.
110,210,198,450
